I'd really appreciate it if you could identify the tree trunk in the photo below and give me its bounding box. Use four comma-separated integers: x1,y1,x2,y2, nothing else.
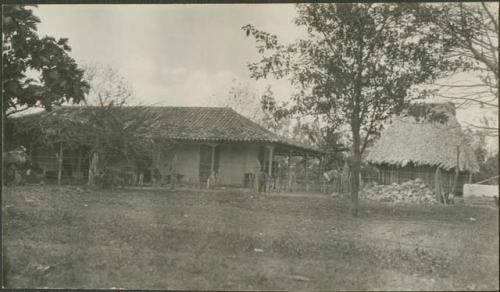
350,123,361,217
88,151,99,186
350,16,364,217
450,146,460,200
57,142,63,185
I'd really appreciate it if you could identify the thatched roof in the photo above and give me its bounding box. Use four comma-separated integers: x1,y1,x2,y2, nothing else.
13,106,322,155
366,111,479,173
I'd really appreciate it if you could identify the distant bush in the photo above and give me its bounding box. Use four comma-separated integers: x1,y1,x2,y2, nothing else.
95,166,137,190
475,153,499,185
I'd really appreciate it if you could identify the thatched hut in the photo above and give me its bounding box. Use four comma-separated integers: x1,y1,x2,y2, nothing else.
366,103,479,195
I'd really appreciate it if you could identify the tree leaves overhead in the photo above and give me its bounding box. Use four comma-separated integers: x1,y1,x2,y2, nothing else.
3,5,89,116
13,105,163,167
243,3,462,155
243,3,464,215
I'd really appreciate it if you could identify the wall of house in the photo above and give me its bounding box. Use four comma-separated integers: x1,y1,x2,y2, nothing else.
218,144,261,186
174,144,200,184
153,143,261,186
151,143,200,184
152,145,173,179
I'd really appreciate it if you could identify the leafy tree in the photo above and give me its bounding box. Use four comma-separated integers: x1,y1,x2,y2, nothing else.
13,104,161,186
2,5,89,116
84,105,162,186
243,3,460,216
11,60,161,187
465,128,499,185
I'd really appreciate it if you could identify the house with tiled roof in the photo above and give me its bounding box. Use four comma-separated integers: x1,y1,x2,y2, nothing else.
9,106,322,189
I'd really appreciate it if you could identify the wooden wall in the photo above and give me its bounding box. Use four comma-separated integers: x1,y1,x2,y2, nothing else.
366,164,472,195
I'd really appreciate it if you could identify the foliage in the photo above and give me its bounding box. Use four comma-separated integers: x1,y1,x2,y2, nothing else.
10,55,161,187
2,5,89,116
477,154,499,185
467,129,499,184
224,82,347,167
13,105,164,188
404,103,453,124
243,3,460,215
86,106,161,166
2,146,30,185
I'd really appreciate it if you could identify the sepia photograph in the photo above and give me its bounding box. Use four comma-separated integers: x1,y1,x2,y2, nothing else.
1,2,499,290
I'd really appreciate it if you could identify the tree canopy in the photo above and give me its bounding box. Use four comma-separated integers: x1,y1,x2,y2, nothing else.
2,5,89,116
244,3,462,215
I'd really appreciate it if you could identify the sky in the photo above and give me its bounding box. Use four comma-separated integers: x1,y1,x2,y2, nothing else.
35,4,304,107
34,4,498,151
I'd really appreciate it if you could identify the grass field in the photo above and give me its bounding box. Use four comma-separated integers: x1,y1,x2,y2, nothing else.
2,185,499,290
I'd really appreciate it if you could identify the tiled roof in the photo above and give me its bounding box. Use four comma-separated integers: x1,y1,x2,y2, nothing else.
149,107,279,141
17,106,322,154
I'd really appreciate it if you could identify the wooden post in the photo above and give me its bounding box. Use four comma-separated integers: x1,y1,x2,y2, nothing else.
435,167,443,203
207,144,218,189
450,145,460,199
210,145,216,177
304,154,309,192
57,142,63,185
254,158,261,192
267,146,274,192
318,155,324,193
268,146,274,177
287,150,292,192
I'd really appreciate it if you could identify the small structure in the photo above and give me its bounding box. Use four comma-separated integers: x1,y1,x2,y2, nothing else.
365,103,479,195
9,106,323,190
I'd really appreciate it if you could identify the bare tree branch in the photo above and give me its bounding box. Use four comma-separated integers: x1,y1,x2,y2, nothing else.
481,2,499,32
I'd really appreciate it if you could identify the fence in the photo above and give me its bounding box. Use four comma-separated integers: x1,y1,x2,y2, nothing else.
268,168,471,196
12,151,471,196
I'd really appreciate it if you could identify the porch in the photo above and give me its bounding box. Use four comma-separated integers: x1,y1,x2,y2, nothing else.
24,139,325,193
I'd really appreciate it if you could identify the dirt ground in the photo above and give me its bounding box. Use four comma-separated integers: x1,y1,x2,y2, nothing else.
2,185,499,290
